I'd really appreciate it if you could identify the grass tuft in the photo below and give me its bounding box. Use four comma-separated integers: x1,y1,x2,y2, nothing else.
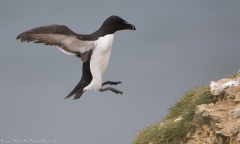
133,86,217,144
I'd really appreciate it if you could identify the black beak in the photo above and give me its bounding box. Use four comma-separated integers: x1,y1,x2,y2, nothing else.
124,22,136,30
131,24,136,30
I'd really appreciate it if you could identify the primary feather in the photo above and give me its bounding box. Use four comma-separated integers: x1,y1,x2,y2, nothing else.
16,25,94,62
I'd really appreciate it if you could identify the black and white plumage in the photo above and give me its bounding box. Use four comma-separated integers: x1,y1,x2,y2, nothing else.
16,15,136,100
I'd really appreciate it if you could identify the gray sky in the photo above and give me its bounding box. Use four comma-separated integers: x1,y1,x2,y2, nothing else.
1,1,240,144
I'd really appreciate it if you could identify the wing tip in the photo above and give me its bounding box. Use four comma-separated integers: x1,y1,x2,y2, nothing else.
16,32,30,42
16,33,24,40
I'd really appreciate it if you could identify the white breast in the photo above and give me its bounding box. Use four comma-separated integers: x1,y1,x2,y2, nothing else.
84,34,114,91
90,34,114,75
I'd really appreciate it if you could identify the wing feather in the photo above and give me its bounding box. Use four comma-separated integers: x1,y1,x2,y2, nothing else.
16,25,94,61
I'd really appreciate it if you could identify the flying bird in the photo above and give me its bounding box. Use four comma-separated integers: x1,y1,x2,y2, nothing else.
16,15,136,100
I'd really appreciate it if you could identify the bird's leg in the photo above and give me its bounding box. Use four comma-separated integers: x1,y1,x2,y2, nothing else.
102,81,122,86
99,87,123,95
100,81,123,94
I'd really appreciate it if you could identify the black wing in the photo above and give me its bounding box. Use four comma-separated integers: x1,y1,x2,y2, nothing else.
16,25,94,62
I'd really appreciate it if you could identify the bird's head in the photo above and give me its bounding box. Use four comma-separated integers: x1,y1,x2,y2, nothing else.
101,15,136,33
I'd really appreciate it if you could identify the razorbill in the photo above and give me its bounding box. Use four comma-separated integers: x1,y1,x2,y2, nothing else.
16,15,136,100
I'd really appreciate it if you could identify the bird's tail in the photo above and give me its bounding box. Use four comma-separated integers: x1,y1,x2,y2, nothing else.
64,80,86,100
64,61,92,100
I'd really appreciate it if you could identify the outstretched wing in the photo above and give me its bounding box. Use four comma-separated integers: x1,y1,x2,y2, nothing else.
16,25,94,62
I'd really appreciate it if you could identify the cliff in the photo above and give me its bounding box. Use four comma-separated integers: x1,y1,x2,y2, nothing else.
133,71,240,144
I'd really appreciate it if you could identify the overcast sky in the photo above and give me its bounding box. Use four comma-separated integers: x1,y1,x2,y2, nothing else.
1,1,240,144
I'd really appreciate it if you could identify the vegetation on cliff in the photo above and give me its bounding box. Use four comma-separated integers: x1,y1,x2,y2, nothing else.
133,72,239,144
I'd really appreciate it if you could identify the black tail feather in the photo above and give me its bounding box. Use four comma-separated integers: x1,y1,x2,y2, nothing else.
64,82,85,100
73,90,85,100
64,60,92,100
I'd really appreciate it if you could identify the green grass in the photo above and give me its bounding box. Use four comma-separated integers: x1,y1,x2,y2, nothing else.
133,71,240,144
133,86,217,144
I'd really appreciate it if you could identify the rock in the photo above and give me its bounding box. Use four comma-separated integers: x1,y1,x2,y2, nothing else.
202,125,211,133
235,92,240,101
232,124,240,135
210,76,240,96
237,133,240,142
211,122,222,130
186,73,240,144
174,116,182,122
230,108,240,119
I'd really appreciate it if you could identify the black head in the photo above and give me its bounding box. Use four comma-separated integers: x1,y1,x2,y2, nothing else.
101,15,136,34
